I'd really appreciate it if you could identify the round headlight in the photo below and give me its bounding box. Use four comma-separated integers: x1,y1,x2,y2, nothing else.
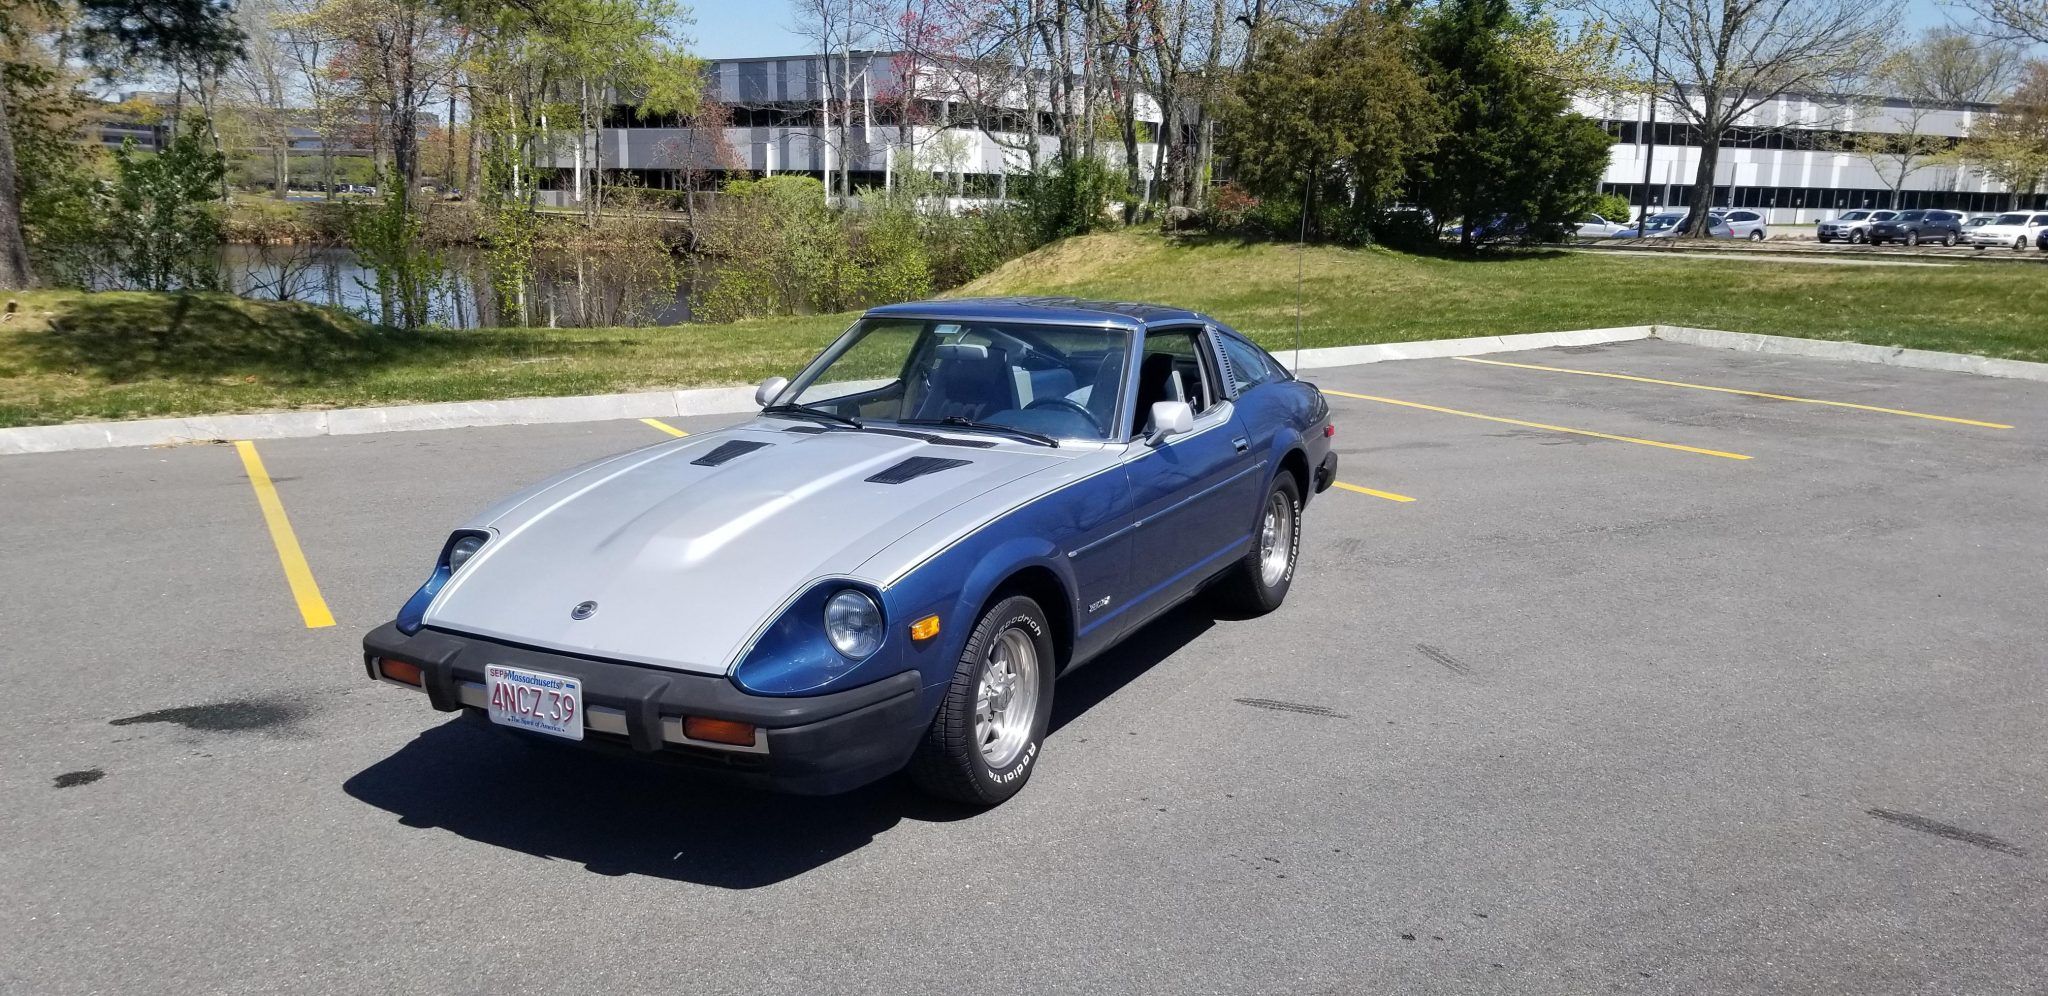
447,535,486,572
823,589,883,659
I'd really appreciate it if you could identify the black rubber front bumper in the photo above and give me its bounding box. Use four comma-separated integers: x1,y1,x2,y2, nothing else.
363,622,926,796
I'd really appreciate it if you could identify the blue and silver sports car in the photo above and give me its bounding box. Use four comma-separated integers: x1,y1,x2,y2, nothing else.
363,298,1338,805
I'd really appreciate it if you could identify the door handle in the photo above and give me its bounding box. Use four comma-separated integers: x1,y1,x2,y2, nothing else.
1231,436,1250,453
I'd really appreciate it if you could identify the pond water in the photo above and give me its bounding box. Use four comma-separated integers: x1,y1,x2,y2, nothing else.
210,243,703,328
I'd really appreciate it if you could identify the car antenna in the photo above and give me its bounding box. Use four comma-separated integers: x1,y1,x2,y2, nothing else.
1294,167,1312,372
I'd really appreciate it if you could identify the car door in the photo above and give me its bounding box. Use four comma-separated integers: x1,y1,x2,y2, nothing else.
1117,326,1260,628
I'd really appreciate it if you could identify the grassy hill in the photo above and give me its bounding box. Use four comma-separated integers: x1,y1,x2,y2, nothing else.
4,232,2044,428
954,231,2048,363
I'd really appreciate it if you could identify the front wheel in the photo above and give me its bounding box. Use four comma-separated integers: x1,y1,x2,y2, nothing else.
1817,236,1833,244
1942,234,1955,247
1850,230,1867,244
2017,237,2030,251
907,594,1054,806
1215,475,1301,615
1905,231,1921,247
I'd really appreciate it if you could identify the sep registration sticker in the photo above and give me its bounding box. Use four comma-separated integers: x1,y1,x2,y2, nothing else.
484,665,584,741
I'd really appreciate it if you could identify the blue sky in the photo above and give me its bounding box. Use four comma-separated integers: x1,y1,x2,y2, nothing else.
688,0,1957,60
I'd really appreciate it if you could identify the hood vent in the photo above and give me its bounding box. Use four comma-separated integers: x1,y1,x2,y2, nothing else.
781,425,829,434
866,456,971,484
691,440,771,467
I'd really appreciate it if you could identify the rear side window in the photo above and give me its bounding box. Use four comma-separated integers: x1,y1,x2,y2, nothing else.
2033,215,2048,226
1217,333,1284,395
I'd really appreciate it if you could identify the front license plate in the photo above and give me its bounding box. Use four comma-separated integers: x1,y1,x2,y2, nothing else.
485,665,583,741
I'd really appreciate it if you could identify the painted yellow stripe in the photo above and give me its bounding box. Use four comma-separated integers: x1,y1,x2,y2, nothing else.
1454,356,2012,429
1322,389,1752,460
641,417,689,437
1333,481,1417,503
233,441,335,629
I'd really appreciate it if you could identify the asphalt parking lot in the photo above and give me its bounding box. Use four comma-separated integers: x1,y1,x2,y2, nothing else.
4,339,2044,994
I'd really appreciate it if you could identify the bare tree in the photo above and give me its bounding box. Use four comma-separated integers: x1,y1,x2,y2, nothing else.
1580,0,1900,235
789,0,875,200
229,0,299,198
1889,26,2024,104
1961,0,2048,46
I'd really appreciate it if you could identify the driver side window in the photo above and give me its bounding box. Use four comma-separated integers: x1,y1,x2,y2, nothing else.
1134,328,1221,432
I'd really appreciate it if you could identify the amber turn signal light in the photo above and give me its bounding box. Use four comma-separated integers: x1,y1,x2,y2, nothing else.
378,657,424,687
909,614,941,642
682,716,757,747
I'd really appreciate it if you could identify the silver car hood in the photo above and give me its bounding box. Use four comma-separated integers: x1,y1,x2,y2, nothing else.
424,421,1069,674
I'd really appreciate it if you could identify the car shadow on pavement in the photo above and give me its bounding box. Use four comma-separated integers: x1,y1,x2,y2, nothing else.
342,717,967,888
341,602,1220,889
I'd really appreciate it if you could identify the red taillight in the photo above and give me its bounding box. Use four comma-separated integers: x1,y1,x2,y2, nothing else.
1324,423,1336,438
378,657,423,687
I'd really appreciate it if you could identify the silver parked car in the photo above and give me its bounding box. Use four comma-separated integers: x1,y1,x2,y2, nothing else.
1816,209,1897,244
1637,211,1735,238
1721,209,1770,241
1573,213,1637,239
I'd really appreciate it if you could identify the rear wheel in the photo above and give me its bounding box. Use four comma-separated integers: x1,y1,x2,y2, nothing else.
907,595,1054,806
1941,233,1955,247
1748,229,1766,241
1215,475,1301,616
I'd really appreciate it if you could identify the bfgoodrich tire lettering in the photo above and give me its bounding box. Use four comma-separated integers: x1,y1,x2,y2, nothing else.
907,595,1054,806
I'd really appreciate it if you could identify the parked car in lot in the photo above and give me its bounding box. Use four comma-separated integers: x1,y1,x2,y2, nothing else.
1446,214,1526,243
1637,211,1735,238
1867,209,1966,246
1722,210,1770,241
1573,213,1636,239
362,298,1337,806
1815,209,1898,244
2038,228,2048,251
1965,211,2048,250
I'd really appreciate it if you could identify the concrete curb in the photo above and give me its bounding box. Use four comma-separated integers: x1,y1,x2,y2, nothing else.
1278,326,1656,371
1653,326,2048,383
3,323,2040,455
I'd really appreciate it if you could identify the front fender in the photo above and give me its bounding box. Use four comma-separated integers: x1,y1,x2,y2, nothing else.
885,531,1080,716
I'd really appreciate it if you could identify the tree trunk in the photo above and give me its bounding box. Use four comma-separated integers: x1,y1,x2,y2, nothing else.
0,91,35,289
273,147,289,198
1687,131,1722,236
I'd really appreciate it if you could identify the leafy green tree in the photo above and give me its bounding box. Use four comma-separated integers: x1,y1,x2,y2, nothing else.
1221,4,1441,242
108,127,229,291
1414,0,1612,246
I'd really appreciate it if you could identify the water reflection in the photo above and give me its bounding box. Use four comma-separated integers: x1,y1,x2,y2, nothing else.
214,243,700,328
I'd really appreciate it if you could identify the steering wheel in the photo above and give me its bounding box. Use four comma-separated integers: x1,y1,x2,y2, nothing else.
1024,396,1106,436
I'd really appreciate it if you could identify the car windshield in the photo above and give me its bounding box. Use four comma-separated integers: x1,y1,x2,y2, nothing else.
771,318,1132,442
1995,213,2028,225
1840,211,1870,220
1872,211,1899,221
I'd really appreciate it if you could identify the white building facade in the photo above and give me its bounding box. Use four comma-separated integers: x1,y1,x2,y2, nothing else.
560,53,1163,202
1582,91,2038,223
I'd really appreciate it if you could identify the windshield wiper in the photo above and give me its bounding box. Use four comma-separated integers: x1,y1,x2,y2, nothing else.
762,403,863,430
900,416,1058,448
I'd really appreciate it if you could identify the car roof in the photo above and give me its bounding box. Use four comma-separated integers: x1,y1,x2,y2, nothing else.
863,296,1213,329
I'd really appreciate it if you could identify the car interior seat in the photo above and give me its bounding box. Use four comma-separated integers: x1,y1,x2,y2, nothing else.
914,342,1016,421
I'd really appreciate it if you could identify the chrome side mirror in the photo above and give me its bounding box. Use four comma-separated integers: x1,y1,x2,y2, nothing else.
1145,401,1194,446
755,376,789,407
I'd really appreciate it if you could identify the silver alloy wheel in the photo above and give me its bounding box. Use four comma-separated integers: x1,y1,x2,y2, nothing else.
1258,491,1295,587
975,627,1040,768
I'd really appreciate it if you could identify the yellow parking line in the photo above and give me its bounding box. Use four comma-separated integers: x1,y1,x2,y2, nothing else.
1453,356,2012,429
1322,389,1752,460
233,441,335,629
641,418,689,437
1333,481,1417,503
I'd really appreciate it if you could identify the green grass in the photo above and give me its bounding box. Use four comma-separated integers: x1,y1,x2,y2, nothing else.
3,231,2044,428
955,232,2048,362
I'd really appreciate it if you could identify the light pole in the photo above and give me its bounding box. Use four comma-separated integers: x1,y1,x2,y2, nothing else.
1635,3,1665,239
